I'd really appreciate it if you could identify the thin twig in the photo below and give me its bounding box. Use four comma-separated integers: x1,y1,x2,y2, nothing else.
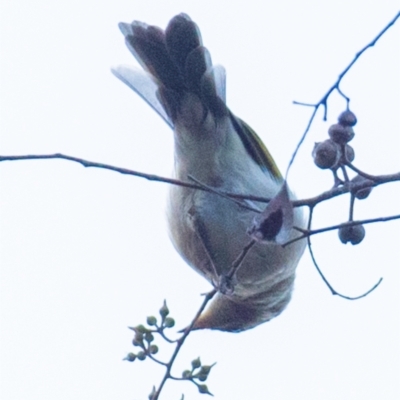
0,153,204,190
284,214,400,247
217,240,257,295
152,289,217,400
286,11,400,176
292,172,400,208
307,236,383,300
1,154,398,208
188,175,261,213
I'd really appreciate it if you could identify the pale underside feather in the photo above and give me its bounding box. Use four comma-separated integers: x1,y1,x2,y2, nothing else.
112,64,227,129
111,65,173,128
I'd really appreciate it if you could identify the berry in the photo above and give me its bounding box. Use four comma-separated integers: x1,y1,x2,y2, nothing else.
124,352,136,362
313,140,340,169
343,144,355,163
338,110,357,127
192,357,201,369
159,301,169,318
328,123,355,144
338,224,365,245
146,316,157,326
350,175,373,199
164,317,175,328
149,345,159,354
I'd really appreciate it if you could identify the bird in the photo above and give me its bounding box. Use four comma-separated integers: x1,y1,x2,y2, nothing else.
112,14,306,332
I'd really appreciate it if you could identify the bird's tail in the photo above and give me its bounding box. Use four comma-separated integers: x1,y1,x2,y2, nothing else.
113,14,227,127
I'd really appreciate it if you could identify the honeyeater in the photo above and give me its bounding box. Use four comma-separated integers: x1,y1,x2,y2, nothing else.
112,14,306,332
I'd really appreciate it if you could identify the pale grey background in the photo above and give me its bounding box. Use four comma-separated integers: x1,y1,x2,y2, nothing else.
1,1,399,399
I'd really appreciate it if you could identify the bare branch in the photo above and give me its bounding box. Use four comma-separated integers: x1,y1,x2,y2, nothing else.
2,154,398,209
151,289,217,400
0,153,203,190
306,236,383,300
188,175,261,213
293,172,400,208
286,11,400,176
287,214,400,247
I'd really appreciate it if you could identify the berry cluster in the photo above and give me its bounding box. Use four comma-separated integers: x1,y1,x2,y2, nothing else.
312,110,357,171
124,300,215,398
312,110,374,245
124,301,175,363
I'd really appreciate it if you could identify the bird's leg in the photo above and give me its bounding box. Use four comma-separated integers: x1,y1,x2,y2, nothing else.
189,206,256,296
188,207,220,288
218,239,256,295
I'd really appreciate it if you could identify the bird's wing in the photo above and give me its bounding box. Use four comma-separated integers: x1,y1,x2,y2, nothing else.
230,114,282,180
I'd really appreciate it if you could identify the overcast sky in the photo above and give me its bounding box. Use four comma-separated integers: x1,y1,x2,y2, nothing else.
1,1,399,399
